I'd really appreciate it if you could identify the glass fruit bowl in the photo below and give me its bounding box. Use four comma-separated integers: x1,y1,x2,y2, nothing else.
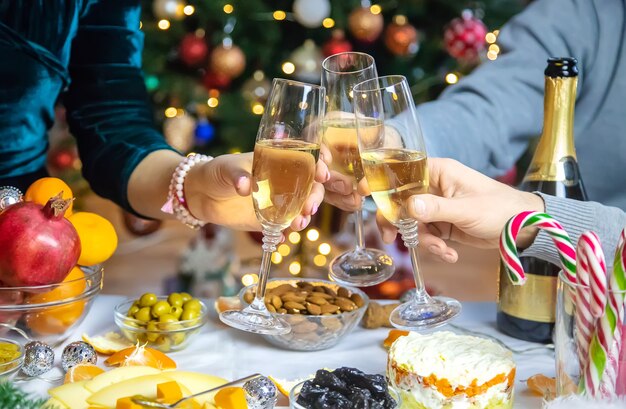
289,380,401,408
0,265,103,347
239,278,369,351
114,297,209,352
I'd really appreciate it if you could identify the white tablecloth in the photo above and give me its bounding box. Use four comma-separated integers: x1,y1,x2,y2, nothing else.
25,295,552,408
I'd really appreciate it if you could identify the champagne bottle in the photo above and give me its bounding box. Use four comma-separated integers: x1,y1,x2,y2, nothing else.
497,57,587,343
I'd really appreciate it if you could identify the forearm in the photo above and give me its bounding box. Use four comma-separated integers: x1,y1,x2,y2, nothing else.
127,150,183,219
523,193,626,268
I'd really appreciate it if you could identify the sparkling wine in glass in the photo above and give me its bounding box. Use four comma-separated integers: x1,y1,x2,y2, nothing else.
354,75,461,330
322,52,395,287
219,79,325,335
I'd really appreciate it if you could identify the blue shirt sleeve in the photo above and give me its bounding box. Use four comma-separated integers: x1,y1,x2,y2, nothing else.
64,0,177,214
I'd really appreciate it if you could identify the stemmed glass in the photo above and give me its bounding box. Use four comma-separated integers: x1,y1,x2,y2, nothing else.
353,75,461,330
322,52,395,286
219,79,325,334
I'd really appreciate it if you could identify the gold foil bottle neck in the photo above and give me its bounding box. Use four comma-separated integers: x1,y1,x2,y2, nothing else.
524,76,578,182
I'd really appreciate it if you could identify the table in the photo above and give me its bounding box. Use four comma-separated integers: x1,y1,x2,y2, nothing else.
26,295,553,408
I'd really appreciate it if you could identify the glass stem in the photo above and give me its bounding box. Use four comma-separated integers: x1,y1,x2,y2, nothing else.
354,197,366,252
250,228,282,312
398,219,431,304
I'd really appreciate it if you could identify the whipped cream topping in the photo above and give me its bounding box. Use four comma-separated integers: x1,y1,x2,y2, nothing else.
388,331,515,387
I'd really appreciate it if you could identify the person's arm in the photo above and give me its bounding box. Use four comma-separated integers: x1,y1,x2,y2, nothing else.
524,194,626,269
416,0,597,177
63,0,178,217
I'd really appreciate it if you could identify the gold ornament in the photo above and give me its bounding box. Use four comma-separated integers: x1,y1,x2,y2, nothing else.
209,44,246,79
289,40,322,83
384,15,420,56
241,70,271,104
163,113,196,153
152,0,184,21
348,7,384,43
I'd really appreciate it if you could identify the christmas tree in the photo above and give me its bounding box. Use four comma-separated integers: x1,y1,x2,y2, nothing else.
140,0,525,157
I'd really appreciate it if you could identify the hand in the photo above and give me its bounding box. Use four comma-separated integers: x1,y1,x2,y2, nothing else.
377,158,545,262
185,152,329,231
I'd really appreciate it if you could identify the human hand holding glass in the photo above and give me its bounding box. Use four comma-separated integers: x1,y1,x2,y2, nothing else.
321,52,395,286
353,75,461,330
219,79,325,335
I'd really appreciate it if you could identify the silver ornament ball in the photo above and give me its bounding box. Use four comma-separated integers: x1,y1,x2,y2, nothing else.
0,186,23,212
61,341,97,371
22,341,54,377
243,375,277,409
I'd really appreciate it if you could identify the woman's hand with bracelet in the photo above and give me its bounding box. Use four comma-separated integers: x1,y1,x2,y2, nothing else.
184,152,329,231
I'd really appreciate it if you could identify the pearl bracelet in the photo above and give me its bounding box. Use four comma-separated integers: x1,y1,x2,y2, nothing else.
161,153,213,229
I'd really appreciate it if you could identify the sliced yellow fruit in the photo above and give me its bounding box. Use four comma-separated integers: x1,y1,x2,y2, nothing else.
160,371,227,406
82,332,133,355
45,398,69,409
84,365,161,393
87,374,191,408
268,375,313,397
49,380,91,409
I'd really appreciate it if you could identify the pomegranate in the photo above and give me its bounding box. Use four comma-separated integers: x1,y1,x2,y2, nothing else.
0,194,81,287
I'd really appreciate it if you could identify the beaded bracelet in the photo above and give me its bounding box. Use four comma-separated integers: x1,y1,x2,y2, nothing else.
161,153,213,229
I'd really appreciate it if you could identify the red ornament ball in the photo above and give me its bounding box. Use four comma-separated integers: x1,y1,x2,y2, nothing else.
179,34,208,67
348,7,384,43
202,70,231,91
49,148,78,171
323,29,353,57
384,16,419,57
444,10,488,63
209,44,246,79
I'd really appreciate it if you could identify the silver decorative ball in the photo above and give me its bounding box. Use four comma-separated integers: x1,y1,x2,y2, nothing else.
0,186,23,212
22,341,54,377
61,341,97,371
243,376,277,409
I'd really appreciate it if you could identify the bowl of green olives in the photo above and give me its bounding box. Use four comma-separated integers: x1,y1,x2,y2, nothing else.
113,292,208,352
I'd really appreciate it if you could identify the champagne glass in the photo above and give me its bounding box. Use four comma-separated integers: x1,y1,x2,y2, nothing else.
353,75,461,330
219,79,325,335
322,52,395,286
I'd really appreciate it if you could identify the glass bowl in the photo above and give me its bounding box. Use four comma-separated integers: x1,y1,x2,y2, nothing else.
114,297,209,352
239,278,369,351
0,338,23,379
0,265,103,347
289,380,401,408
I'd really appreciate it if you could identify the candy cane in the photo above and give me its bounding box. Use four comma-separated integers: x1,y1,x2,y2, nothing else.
575,232,605,381
599,228,626,396
499,211,576,285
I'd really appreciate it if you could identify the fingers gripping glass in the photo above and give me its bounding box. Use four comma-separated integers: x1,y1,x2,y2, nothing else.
353,75,461,330
321,52,395,287
219,79,325,335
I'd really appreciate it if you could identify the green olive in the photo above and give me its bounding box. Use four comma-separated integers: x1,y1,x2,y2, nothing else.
181,309,200,321
180,292,192,303
155,336,171,352
170,306,184,319
170,332,186,346
183,299,202,312
159,314,177,323
168,293,184,308
127,305,140,317
139,293,158,308
134,307,152,323
151,301,171,318
145,321,160,342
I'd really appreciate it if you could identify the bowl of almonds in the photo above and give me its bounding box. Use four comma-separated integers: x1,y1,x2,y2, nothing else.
240,278,369,351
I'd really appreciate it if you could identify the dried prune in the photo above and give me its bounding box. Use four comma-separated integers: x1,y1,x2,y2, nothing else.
348,385,372,401
365,374,388,395
313,391,352,409
297,381,329,406
314,369,348,394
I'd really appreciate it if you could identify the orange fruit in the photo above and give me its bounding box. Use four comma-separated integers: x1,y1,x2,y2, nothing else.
383,329,409,349
25,267,86,335
214,387,247,409
82,332,134,355
64,363,105,384
104,345,177,370
527,374,556,398
69,212,118,266
24,177,74,216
